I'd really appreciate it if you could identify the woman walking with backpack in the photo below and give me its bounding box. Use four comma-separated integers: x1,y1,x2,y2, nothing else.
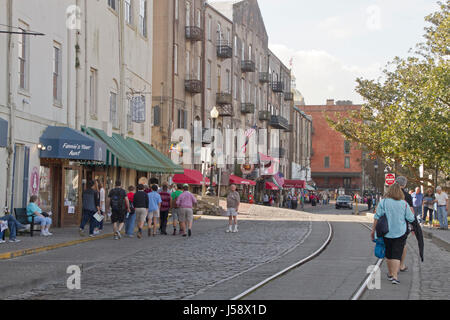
371,183,415,284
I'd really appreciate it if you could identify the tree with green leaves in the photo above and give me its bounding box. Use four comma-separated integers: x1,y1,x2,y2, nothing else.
327,1,450,188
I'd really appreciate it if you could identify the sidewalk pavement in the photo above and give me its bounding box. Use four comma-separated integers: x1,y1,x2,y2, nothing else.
0,215,202,261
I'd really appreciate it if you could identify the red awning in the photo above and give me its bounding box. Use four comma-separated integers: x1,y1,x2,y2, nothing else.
265,182,279,190
229,175,256,186
283,179,306,189
173,169,213,186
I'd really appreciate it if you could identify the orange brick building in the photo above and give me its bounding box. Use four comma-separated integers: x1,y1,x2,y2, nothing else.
300,100,363,194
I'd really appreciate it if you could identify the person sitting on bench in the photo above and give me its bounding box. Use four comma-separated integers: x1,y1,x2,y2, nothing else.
26,196,53,237
0,214,28,243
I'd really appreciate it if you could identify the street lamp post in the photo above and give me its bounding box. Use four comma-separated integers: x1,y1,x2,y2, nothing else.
207,106,219,196
374,160,378,196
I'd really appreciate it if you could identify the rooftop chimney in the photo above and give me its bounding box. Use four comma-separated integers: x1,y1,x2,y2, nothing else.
326,99,335,106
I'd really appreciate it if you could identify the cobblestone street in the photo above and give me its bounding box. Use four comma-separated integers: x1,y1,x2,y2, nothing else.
4,216,311,300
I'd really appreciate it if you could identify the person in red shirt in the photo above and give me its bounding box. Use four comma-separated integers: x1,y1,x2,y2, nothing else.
125,186,136,237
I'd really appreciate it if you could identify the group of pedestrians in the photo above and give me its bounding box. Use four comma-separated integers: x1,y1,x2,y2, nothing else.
371,175,448,286
80,179,199,240
411,186,448,230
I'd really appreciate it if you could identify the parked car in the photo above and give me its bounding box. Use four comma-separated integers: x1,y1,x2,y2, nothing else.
336,195,353,209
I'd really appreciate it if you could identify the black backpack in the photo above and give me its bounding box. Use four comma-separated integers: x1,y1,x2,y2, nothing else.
110,189,124,212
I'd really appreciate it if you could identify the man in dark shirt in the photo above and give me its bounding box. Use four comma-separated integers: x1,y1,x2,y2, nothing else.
396,176,414,272
108,181,130,240
80,180,100,237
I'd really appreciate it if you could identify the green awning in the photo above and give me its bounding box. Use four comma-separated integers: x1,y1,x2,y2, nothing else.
135,140,184,174
82,126,183,174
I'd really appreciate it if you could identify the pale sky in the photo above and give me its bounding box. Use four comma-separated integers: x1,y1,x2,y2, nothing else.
209,0,440,105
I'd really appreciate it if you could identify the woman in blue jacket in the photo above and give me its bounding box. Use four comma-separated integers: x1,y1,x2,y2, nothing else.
371,183,415,284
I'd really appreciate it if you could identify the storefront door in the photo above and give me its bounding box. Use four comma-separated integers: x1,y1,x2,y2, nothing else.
61,166,82,226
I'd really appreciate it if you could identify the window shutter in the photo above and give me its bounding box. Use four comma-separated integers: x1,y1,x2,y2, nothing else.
183,110,188,129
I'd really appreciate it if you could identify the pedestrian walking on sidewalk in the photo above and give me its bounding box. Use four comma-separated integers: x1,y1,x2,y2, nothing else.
171,184,183,235
134,184,149,239
176,184,197,237
147,185,162,237
125,186,136,237
226,184,241,233
396,176,414,273
27,195,53,237
371,183,415,284
422,188,435,226
108,181,130,240
411,187,424,224
159,183,171,235
80,180,101,237
434,186,448,230
97,181,106,232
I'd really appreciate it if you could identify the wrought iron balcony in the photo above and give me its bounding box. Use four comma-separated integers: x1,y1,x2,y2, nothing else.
217,41,233,59
284,92,294,101
269,115,289,130
259,72,270,83
271,81,284,93
259,110,271,121
217,105,234,117
284,124,294,132
185,26,203,42
216,92,232,105
241,60,256,72
185,78,202,94
241,103,255,114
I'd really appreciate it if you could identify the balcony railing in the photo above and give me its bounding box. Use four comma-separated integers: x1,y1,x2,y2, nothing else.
217,40,233,59
241,60,256,72
284,92,294,101
259,110,271,121
241,103,255,114
271,81,284,93
259,72,270,83
216,92,232,105
284,124,294,132
217,105,234,117
269,115,289,130
185,79,202,94
185,26,203,42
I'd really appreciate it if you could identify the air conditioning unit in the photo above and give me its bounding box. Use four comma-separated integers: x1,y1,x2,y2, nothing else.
102,121,112,137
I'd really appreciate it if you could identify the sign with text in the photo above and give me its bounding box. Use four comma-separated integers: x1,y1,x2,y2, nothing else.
385,173,396,186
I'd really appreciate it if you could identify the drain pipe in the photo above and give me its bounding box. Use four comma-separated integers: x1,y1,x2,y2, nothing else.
5,0,14,209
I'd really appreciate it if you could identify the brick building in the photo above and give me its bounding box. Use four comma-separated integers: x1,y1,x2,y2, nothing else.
300,100,363,194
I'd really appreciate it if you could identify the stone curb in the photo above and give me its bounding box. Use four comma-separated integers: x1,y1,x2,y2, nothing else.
0,216,202,261
421,229,450,252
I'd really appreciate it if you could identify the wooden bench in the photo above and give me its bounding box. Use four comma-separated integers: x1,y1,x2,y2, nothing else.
14,208,40,237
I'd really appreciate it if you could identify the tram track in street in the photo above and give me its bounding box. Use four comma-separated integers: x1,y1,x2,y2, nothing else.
231,220,381,300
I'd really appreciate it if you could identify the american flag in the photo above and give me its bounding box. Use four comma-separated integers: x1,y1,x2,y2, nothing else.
241,125,258,153
274,172,285,188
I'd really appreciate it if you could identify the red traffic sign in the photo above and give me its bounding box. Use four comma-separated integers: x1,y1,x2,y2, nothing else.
385,173,396,186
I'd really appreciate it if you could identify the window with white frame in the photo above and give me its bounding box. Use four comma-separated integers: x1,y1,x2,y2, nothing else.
139,0,147,37
234,35,237,57
241,79,245,103
108,0,117,11
175,0,179,20
185,1,191,27
125,0,132,24
217,23,222,43
89,68,98,118
233,74,237,99
207,16,212,41
197,56,201,80
18,21,29,91
53,43,62,103
110,88,118,129
226,69,231,93
206,60,211,89
185,51,190,77
196,9,201,28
